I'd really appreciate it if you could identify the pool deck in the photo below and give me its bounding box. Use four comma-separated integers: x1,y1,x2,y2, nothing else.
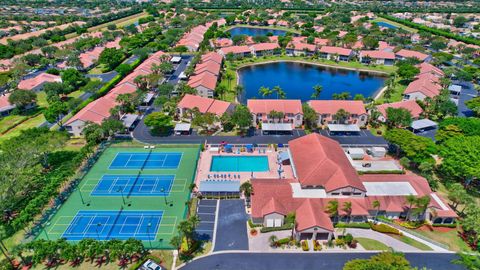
195,145,294,188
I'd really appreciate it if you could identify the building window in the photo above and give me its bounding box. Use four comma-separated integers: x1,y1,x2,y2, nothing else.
331,192,340,196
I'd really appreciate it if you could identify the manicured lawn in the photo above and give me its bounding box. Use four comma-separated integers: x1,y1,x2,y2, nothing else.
67,90,85,99
356,237,390,251
88,12,149,32
390,234,433,251
36,91,49,108
0,114,28,133
415,227,471,252
369,125,387,137
375,79,407,104
0,114,46,143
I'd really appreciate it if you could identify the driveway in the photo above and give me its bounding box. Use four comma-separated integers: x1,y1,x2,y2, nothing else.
454,81,477,117
345,228,419,251
86,70,118,83
214,200,249,251
166,55,192,85
179,252,464,270
196,200,218,241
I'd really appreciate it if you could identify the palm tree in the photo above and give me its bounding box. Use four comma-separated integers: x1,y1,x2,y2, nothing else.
311,84,323,99
342,201,352,223
240,181,253,199
224,72,234,90
405,194,417,221
273,85,286,99
334,109,350,124
259,86,273,97
372,200,381,222
215,85,227,100
325,200,339,223
235,85,244,95
268,235,278,247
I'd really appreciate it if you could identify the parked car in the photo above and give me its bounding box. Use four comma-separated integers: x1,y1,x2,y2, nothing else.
139,259,162,270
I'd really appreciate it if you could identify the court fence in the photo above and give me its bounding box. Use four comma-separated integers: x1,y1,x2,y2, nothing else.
27,141,111,242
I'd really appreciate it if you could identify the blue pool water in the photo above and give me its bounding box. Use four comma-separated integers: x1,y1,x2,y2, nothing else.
376,21,398,29
210,156,269,172
238,61,386,103
228,27,288,37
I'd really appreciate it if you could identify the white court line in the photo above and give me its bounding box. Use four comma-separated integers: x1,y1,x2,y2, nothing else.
107,152,121,169
125,154,133,168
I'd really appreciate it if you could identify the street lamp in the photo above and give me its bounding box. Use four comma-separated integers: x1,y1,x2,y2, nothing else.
161,188,167,206
146,222,152,249
117,188,126,205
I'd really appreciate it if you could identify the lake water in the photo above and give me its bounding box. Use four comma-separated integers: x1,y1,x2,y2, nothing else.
237,61,386,103
375,21,398,29
228,27,288,36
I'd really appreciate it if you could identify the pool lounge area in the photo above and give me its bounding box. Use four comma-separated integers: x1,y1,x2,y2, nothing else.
195,144,295,191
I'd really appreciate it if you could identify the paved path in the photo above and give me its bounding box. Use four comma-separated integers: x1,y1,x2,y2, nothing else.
86,70,117,83
214,200,249,251
345,228,419,251
179,252,464,270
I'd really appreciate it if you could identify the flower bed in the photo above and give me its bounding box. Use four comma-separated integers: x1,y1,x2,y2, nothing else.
370,222,402,235
302,240,309,251
313,240,322,251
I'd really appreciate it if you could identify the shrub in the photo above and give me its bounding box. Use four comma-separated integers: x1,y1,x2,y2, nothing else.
335,222,371,229
277,237,291,246
248,219,262,228
313,240,322,251
327,239,334,248
302,240,309,251
349,239,358,249
370,222,402,235
335,238,345,247
398,220,424,229
344,233,354,245
260,224,293,233
432,223,457,228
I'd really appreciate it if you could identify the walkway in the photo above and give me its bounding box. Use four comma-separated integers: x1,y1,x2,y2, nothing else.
345,228,419,251
179,252,464,270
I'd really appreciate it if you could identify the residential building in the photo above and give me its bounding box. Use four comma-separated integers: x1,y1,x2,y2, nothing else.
308,100,368,127
395,49,430,62
250,43,280,57
17,72,62,91
286,42,316,56
375,100,424,122
176,94,235,119
318,46,354,61
218,45,252,58
0,93,36,117
247,99,303,128
359,50,395,65
187,72,218,98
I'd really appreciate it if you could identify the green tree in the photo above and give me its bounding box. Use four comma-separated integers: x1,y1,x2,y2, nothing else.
447,183,473,213
343,252,412,270
8,89,37,109
43,101,68,126
334,109,350,124
342,201,352,223
231,105,252,133
453,16,468,27
325,200,339,223
372,200,381,221
61,68,88,89
385,107,412,128
384,128,436,166
144,112,174,135
311,84,323,99
332,92,351,100
259,86,272,97
396,63,420,81
302,103,318,130
240,181,253,201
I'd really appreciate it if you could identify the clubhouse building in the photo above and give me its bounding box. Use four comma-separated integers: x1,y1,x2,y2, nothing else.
250,134,457,241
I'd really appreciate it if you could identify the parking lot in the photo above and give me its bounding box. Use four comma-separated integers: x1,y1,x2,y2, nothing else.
214,200,249,251
195,199,217,241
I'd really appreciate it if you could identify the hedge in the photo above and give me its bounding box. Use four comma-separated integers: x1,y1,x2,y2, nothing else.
432,223,457,228
335,222,371,229
260,224,293,233
248,219,262,228
276,237,291,245
378,14,480,46
369,222,402,235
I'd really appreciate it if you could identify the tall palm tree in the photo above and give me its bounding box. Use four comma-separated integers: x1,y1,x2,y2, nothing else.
224,72,234,90
273,85,286,99
216,85,227,100
372,200,381,222
235,85,244,95
342,201,353,223
259,86,273,97
311,84,323,99
405,194,417,221
240,181,253,199
325,200,339,223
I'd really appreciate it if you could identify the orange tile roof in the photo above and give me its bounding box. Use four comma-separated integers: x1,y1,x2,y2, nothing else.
177,94,232,116
219,45,251,55
359,50,395,60
376,100,423,118
187,72,218,91
319,46,352,56
308,100,366,115
250,42,280,51
17,73,61,90
396,49,429,61
247,99,302,115
289,134,365,192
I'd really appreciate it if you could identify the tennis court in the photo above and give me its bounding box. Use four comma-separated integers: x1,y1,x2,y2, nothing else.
109,152,182,169
62,210,162,241
91,175,174,196
39,144,201,248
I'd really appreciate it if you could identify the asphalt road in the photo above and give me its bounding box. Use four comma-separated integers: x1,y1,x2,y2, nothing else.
179,252,465,270
213,200,249,252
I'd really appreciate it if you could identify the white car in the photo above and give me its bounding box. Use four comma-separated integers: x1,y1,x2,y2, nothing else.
141,259,162,270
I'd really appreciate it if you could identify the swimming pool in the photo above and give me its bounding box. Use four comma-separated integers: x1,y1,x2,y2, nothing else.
210,156,269,172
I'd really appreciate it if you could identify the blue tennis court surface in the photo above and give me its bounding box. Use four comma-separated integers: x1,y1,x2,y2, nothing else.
91,175,174,196
62,210,162,241
109,152,182,169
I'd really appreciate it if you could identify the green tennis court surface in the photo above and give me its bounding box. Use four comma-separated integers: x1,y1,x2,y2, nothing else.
38,144,200,249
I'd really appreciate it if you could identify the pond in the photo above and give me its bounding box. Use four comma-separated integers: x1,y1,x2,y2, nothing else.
237,61,387,103
375,21,398,29
228,26,288,37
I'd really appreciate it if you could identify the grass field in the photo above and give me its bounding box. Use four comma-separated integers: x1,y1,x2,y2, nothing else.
356,237,390,251
0,114,46,143
390,234,433,251
38,144,201,249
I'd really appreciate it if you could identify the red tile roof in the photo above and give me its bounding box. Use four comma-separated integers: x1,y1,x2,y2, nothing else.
0,93,13,110
296,199,334,231
187,72,218,91
247,99,302,115
376,100,423,118
250,42,280,52
288,42,317,52
417,62,444,77
396,49,429,61
219,45,251,55
177,94,232,116
404,77,442,98
289,134,365,192
308,100,366,115
194,60,221,76
212,38,233,48
378,41,395,52
319,46,353,56
201,52,223,65
17,73,61,90
359,50,395,60
65,96,114,125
